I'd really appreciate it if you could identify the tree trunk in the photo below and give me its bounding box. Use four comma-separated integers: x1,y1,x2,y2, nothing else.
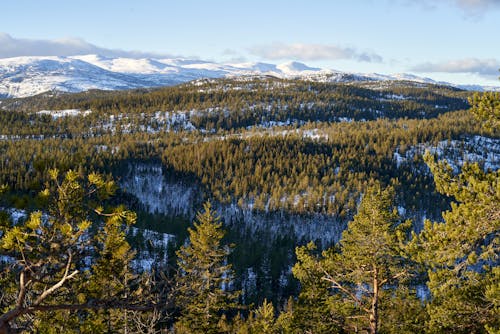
0,322,11,334
0,307,23,334
369,267,379,334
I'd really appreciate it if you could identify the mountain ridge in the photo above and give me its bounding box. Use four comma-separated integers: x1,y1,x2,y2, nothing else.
1,55,498,98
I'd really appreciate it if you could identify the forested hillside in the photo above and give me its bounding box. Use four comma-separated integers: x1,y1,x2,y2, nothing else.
0,77,498,333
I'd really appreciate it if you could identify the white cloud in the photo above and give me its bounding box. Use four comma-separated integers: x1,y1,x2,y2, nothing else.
411,58,500,78
0,33,174,59
454,0,500,10
249,43,383,63
401,0,500,14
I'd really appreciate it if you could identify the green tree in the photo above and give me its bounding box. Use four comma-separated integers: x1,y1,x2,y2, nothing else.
416,152,499,333
291,243,345,334
174,201,239,334
414,83,500,333
74,203,139,333
249,299,277,334
0,169,141,333
469,91,500,131
293,185,414,334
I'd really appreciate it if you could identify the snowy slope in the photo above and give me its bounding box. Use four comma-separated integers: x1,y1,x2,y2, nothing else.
0,56,157,97
1,55,499,98
393,135,500,172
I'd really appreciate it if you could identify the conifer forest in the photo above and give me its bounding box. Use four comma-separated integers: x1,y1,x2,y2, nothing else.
0,77,499,333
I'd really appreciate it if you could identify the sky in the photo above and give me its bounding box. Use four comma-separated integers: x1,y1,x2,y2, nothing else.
1,0,499,86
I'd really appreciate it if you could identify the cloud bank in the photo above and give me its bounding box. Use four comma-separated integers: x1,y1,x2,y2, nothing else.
249,43,383,63
0,33,173,59
411,58,500,78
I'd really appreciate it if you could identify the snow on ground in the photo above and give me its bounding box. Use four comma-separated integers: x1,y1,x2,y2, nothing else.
3,54,499,98
378,93,410,101
302,129,329,140
0,56,159,97
121,162,345,245
37,109,92,119
8,209,27,223
241,267,257,303
129,226,176,271
394,135,500,172
0,207,28,224
218,202,345,246
120,163,198,217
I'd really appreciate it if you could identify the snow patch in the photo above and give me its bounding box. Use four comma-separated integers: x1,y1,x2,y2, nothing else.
120,163,198,217
394,135,500,172
37,108,92,119
129,226,175,271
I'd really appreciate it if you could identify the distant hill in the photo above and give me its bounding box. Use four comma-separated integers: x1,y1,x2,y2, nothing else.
1,55,499,98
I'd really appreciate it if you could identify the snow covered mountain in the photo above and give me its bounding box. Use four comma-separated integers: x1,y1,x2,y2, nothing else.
0,56,158,98
0,55,498,98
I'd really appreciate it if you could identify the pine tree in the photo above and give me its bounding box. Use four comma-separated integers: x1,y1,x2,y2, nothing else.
416,147,499,333
249,299,277,334
413,83,500,333
291,243,345,334
174,201,239,334
293,184,414,334
77,204,138,333
0,170,141,333
469,91,500,130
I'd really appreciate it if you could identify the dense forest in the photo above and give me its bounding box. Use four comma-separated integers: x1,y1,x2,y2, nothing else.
0,77,499,333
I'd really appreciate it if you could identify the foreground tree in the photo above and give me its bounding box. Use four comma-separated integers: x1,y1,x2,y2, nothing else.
174,201,239,334
416,156,499,333
415,87,500,333
0,170,142,333
293,185,415,334
290,244,345,334
469,91,500,130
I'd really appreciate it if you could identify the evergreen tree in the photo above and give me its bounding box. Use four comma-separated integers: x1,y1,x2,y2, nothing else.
174,201,239,334
249,299,277,334
0,170,141,333
293,184,414,334
469,91,500,130
418,156,499,333
76,204,138,333
415,90,500,333
291,243,345,334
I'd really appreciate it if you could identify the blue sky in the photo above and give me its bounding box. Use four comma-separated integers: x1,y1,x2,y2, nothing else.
1,0,499,85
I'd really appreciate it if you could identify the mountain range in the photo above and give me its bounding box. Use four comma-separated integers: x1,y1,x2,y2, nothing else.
1,55,498,98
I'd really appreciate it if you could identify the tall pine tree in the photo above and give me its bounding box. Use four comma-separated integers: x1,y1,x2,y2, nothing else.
175,201,239,334
293,184,414,334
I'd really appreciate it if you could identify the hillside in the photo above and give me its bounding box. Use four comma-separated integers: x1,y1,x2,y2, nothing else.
1,55,499,98
0,76,498,307
0,76,470,134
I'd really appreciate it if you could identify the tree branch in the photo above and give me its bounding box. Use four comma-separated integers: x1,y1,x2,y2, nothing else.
33,250,78,306
26,302,155,313
321,270,371,314
379,270,408,287
15,270,27,309
92,208,119,217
